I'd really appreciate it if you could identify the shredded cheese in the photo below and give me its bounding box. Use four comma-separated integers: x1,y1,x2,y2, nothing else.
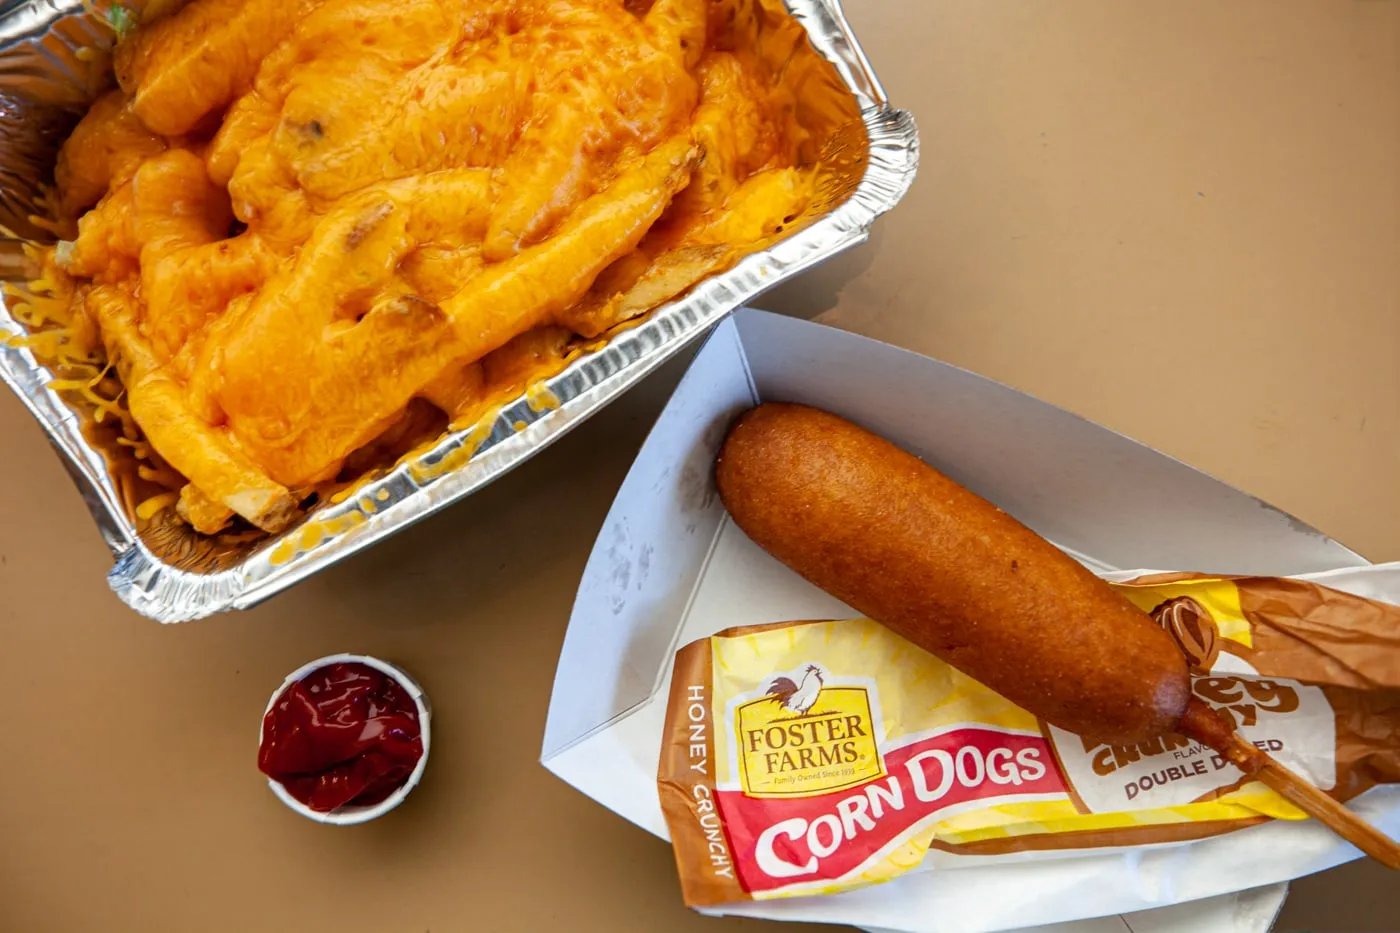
5,246,182,523
135,491,178,519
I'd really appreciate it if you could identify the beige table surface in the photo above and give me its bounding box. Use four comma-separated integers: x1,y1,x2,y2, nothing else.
2,1,1396,931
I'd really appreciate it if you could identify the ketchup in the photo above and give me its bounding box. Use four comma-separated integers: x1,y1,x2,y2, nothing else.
258,662,423,812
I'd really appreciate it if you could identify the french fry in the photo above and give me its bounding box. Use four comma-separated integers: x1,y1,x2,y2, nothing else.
562,244,734,339
644,0,707,71
444,136,698,360
176,483,236,535
53,91,166,220
481,0,700,259
130,371,299,532
87,285,298,532
205,92,278,187
116,0,319,136
215,171,491,484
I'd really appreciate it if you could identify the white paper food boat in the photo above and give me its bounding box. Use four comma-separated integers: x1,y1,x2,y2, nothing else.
542,308,1400,933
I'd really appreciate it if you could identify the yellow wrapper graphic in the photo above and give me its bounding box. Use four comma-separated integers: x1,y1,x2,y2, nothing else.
657,575,1400,907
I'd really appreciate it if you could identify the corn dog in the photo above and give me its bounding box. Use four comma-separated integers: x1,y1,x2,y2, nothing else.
716,402,1191,744
715,402,1400,866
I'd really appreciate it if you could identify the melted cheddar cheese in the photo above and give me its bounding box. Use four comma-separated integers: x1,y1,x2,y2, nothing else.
19,0,855,535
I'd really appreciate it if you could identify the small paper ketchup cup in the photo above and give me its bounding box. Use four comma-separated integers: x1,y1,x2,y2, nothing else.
258,653,431,825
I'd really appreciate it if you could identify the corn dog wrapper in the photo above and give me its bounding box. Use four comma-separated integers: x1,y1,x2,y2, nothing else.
657,574,1400,906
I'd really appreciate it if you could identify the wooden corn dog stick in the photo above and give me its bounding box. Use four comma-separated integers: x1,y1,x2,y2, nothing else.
1178,699,1400,869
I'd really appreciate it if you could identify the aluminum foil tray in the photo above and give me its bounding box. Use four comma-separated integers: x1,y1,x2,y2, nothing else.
0,0,918,621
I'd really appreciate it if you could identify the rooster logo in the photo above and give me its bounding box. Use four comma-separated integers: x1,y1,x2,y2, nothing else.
764,664,825,717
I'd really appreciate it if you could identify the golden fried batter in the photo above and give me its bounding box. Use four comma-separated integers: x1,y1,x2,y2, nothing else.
38,0,853,535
